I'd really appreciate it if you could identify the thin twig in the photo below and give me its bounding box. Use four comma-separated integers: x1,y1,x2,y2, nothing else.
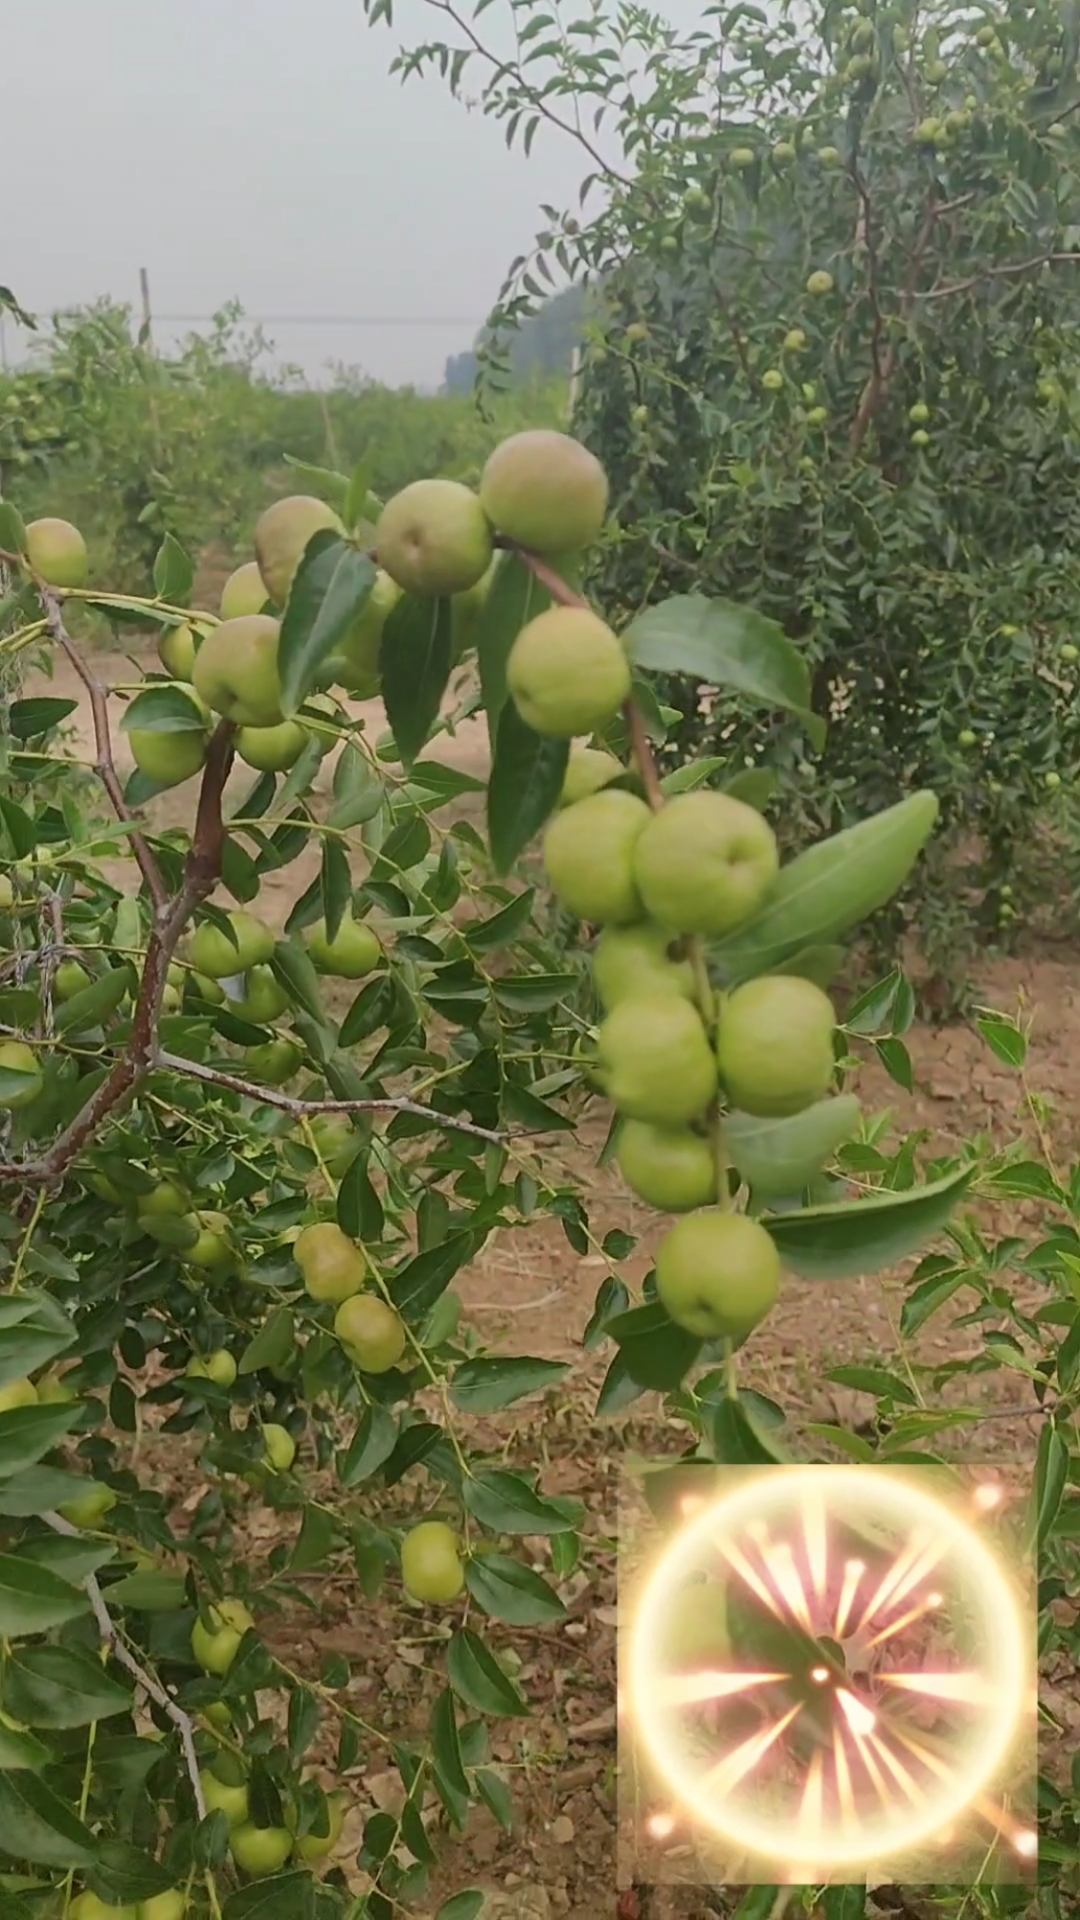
37,585,168,910
153,1051,508,1144
917,248,1080,301
42,1511,208,1821
849,192,939,457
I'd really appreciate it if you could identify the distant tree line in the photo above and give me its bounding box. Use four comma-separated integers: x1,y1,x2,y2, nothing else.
443,284,589,394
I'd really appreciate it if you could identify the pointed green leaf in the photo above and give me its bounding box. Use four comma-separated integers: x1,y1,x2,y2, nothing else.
487,700,568,874
2,1644,131,1728
724,1096,862,1199
0,1769,96,1868
118,684,208,733
381,593,453,766
605,1301,702,1390
279,534,376,713
714,792,940,982
446,1628,528,1717
0,1402,78,1475
337,1406,399,1486
281,455,350,509
222,1869,317,1919
239,1307,296,1377
465,1553,566,1625
319,836,352,945
0,1721,51,1770
152,533,193,603
622,594,823,745
463,1470,579,1535
477,550,552,736
764,1167,972,1279
0,1553,89,1636
450,1356,569,1413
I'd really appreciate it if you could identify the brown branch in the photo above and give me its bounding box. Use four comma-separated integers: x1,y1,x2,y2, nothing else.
849,192,939,458
154,1052,507,1143
43,1510,209,1819
0,720,235,1189
916,248,1080,301
38,586,168,911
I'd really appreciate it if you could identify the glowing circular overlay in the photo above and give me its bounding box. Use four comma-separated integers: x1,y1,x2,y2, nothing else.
627,1465,1029,1872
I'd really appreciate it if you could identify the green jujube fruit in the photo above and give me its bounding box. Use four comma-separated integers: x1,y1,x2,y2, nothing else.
713,791,940,982
592,921,695,1010
616,1120,717,1211
722,1094,862,1198
597,996,718,1125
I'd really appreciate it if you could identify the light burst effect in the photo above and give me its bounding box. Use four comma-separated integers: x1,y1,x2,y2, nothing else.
627,1466,1031,1876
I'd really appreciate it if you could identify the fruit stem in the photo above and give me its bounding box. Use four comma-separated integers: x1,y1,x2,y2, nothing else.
722,1336,738,1399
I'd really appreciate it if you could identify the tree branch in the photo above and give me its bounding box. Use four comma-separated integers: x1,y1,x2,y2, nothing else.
0,720,235,1188
916,248,1080,301
43,1510,208,1821
153,1052,508,1144
38,586,168,911
849,192,939,457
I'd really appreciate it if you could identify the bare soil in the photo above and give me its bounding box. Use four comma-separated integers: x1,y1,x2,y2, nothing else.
28,647,1078,1918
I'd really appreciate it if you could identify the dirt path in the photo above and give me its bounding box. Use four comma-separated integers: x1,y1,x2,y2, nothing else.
27,645,1075,1916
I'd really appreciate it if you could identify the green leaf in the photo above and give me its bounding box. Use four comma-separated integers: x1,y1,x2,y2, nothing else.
437,1894,486,1920
222,1871,317,1919
976,1010,1027,1068
290,1505,336,1574
465,1553,566,1625
344,455,380,531
724,1096,862,1199
270,942,324,1024
279,534,376,713
477,550,551,734
605,1301,702,1390
152,533,193,603
1033,1422,1069,1547
0,1467,107,1517
0,498,27,555
320,837,352,945
389,1233,477,1320
282,454,350,509
446,1628,528,1717
338,1406,399,1487
463,1469,579,1535
0,1720,51,1770
714,792,940,983
54,967,132,1036
487,700,569,875
0,1553,89,1636
7,698,78,739
821,1891,867,1920
86,1838,178,1906
239,1307,296,1377
828,1366,918,1404
118,684,208,733
431,1686,470,1799
103,1570,188,1613
722,767,778,811
711,1397,787,1464
764,1168,972,1279
0,797,38,859
2,1644,132,1728
622,594,823,746
381,593,453,766
466,890,537,952
0,1308,77,1390
0,1402,78,1475
0,1770,96,1868
450,1356,569,1413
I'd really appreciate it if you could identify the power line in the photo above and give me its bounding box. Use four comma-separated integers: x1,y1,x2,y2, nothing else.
39,309,485,329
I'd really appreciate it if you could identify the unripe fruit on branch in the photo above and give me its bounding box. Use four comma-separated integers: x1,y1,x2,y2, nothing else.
130,693,210,789
761,370,784,393
633,790,779,939
616,1120,717,1212
192,614,284,727
230,1823,293,1877
139,1891,188,1920
806,270,834,296
254,496,344,607
0,1038,44,1109
334,1294,408,1373
479,428,609,554
228,965,291,1024
597,996,718,1126
235,718,309,772
306,1113,361,1177
401,1520,465,1602
190,1597,255,1675
24,516,88,587
201,1767,250,1826
189,911,275,978
331,568,402,695
543,788,652,924
559,745,625,808
592,922,695,1011
221,559,271,620
375,478,493,596
243,1037,303,1085
717,975,837,1117
656,1210,781,1340
70,1897,137,1920
58,1484,117,1529
261,1423,297,1472
295,1222,368,1303
507,606,631,737
186,1349,238,1388
304,914,381,979
292,1789,348,1863
157,620,198,679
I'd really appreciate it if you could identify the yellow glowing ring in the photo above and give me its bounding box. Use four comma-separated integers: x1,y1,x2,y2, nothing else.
628,1465,1029,1871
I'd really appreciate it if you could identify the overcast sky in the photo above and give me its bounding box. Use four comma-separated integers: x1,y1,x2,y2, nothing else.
5,0,703,392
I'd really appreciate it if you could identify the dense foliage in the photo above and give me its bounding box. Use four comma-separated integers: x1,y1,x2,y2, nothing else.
374,0,1080,982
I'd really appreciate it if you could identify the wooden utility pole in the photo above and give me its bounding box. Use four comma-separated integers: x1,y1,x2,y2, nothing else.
567,344,583,419
137,267,162,463
138,267,154,347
